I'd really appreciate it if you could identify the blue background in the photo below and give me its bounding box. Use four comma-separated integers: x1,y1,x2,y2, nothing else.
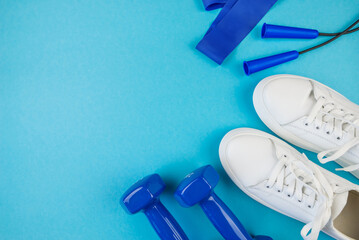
0,0,358,239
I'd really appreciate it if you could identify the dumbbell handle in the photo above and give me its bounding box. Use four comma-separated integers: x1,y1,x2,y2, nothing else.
144,199,189,240
199,192,253,240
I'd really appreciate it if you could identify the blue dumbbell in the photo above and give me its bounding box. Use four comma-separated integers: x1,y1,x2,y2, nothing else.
174,165,272,240
121,174,189,240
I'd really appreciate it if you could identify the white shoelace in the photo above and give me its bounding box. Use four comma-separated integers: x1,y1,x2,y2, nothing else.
267,152,336,240
306,93,359,172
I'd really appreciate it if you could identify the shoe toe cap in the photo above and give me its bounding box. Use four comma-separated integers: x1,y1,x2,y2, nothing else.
259,75,315,125
222,134,278,187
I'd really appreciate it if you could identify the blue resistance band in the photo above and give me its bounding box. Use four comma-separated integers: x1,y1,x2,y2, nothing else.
197,0,278,65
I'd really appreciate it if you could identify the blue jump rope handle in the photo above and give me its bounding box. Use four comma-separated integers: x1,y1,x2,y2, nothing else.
144,200,189,240
243,50,299,75
262,23,319,39
200,192,253,240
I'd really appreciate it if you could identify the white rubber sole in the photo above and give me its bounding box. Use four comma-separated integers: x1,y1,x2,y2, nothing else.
253,74,359,179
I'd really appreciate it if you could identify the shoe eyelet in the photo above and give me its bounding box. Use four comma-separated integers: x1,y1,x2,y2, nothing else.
287,194,291,197
298,200,302,203
277,190,281,193
266,186,270,189
305,123,309,126
337,137,341,140
316,126,320,130
308,205,312,208
284,155,287,158
326,131,330,135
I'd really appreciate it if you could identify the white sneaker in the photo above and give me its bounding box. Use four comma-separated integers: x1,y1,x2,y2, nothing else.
253,74,359,178
219,128,359,240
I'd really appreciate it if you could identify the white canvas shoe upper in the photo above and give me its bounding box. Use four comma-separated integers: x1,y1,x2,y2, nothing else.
253,74,359,178
219,128,359,240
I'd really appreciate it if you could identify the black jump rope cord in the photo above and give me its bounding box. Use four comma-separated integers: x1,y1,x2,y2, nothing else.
319,27,359,36
299,18,359,55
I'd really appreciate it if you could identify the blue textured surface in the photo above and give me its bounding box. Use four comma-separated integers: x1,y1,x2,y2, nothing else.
196,0,278,64
0,1,358,240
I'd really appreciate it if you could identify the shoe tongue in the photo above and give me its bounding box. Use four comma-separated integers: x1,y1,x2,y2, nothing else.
288,83,317,123
300,89,316,119
331,191,349,220
313,84,328,99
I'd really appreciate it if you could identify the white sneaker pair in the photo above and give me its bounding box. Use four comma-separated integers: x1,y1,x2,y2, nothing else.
219,75,359,240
